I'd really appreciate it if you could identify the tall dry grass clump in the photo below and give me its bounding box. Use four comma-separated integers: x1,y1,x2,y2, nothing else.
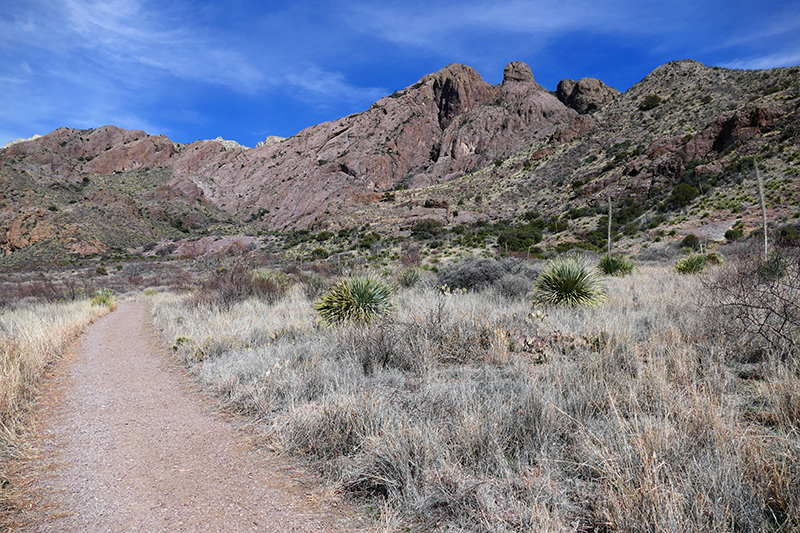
0,299,111,516
153,265,800,532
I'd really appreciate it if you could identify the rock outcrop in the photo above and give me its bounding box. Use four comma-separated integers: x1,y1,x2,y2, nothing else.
556,78,620,113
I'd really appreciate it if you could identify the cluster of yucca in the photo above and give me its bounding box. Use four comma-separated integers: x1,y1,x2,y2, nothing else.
90,288,117,309
315,276,394,325
532,256,606,308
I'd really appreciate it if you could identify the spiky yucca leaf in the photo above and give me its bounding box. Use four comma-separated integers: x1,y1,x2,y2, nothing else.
315,276,394,326
533,257,606,308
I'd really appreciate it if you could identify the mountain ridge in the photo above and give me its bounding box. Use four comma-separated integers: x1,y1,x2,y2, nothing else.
1,59,799,267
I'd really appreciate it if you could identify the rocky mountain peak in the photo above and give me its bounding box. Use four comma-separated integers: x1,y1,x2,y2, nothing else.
502,61,536,85
428,64,497,130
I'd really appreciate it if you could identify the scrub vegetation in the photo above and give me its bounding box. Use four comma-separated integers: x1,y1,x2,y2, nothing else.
149,248,800,532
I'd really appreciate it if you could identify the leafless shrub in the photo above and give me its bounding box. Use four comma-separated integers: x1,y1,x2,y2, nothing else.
493,273,532,299
190,259,289,309
704,241,800,359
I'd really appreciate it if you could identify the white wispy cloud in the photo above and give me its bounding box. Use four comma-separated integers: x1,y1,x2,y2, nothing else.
284,64,387,107
721,51,800,71
344,0,651,51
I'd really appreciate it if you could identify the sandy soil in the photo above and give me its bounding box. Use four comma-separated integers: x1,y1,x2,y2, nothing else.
23,302,364,533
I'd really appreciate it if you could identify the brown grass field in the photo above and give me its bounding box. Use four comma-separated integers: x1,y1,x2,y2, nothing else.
148,255,800,532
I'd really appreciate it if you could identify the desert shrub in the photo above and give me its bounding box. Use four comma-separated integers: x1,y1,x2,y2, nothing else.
397,267,424,288
411,218,444,239
639,93,662,111
663,183,699,210
192,262,289,309
598,254,635,276
497,223,543,251
436,256,536,292
681,233,700,250
725,228,744,241
250,269,291,305
90,289,116,308
315,276,394,326
493,273,532,299
358,231,381,249
298,271,329,300
532,256,606,307
705,244,800,354
675,254,707,274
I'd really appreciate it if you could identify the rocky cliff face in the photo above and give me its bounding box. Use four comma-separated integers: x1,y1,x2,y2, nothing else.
1,58,799,264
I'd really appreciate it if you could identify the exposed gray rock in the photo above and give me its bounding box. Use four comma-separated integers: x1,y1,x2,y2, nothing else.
556,78,619,114
256,136,285,148
3,134,42,149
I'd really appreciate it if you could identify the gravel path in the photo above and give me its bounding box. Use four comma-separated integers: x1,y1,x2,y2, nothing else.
26,302,361,533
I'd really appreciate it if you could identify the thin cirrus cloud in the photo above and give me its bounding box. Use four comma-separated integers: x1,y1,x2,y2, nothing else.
1,0,799,148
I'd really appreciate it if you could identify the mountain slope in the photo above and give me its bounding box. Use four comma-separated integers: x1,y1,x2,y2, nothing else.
1,59,799,266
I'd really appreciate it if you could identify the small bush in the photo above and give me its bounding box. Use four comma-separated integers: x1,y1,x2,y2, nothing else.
411,218,444,240
315,276,394,326
532,256,606,307
250,269,291,305
192,262,290,309
639,94,662,111
493,273,532,299
681,233,700,250
664,183,699,210
598,254,635,276
675,254,707,274
436,257,536,292
705,243,800,353
398,267,424,288
90,289,116,308
725,228,744,241
299,272,329,300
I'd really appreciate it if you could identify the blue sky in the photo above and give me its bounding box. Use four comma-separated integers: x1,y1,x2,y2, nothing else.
2,0,799,148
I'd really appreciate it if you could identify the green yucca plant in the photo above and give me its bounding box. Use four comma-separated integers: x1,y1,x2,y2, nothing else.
674,254,707,274
315,276,394,326
598,254,635,276
90,288,117,309
532,257,606,308
398,267,424,288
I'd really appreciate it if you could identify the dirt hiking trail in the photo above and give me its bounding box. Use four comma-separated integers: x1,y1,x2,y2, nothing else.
25,302,363,533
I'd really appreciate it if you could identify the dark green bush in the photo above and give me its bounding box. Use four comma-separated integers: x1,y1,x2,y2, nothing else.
664,183,699,210
639,94,662,111
682,234,700,250
358,231,381,249
411,218,444,240
675,254,707,274
725,228,744,241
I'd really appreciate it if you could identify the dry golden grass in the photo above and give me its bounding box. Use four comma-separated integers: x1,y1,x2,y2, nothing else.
153,265,800,532
0,300,111,521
